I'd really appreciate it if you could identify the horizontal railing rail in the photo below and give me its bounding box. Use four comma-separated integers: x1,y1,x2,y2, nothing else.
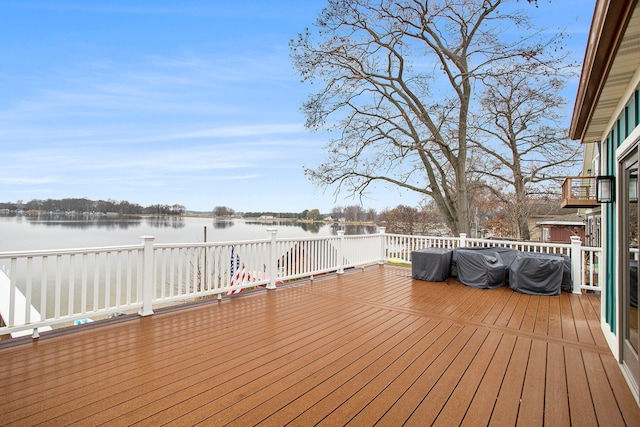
0,229,601,339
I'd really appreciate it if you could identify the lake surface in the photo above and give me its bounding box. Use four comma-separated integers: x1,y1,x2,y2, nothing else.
0,214,378,252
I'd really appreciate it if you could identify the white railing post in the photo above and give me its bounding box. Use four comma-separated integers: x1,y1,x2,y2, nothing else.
459,233,467,248
139,236,155,316
378,227,386,264
266,228,278,289
337,230,345,274
570,236,582,294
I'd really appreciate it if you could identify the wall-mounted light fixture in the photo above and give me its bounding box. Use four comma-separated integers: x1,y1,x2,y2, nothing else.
596,175,615,203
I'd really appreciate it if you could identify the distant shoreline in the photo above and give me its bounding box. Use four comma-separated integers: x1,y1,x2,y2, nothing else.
4,210,378,227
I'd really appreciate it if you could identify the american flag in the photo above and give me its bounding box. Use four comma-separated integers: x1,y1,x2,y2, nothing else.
228,247,249,295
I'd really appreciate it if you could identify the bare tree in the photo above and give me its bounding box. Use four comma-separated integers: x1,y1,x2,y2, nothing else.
381,202,445,234
364,208,378,222
292,0,545,235
381,205,419,234
331,206,344,219
213,206,235,217
471,60,581,240
344,204,364,221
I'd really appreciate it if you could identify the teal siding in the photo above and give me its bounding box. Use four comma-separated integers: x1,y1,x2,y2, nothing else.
603,88,640,333
605,130,617,331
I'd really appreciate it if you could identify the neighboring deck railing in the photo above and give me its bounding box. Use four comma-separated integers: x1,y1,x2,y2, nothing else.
561,176,599,208
0,229,602,339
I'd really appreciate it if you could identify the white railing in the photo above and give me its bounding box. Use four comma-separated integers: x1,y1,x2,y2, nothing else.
0,229,601,339
581,245,602,293
1,244,144,337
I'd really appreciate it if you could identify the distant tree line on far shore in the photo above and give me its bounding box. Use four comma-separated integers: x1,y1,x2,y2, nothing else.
2,197,566,240
0,198,186,216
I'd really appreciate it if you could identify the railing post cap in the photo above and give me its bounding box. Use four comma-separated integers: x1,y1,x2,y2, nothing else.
140,235,155,241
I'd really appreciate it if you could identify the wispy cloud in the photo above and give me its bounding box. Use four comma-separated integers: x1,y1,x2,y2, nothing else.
0,50,301,127
0,176,60,185
0,2,228,16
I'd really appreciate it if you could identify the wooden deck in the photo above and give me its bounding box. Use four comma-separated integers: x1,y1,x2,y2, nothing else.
1,265,638,426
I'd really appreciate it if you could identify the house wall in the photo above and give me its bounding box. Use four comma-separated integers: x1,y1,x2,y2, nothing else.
549,226,586,243
603,85,640,339
537,224,586,243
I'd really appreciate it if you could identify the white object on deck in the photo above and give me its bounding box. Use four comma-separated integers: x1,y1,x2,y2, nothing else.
0,269,52,338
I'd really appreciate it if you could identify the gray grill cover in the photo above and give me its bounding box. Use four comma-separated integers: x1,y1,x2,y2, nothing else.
456,250,506,289
520,252,572,293
411,248,453,282
452,247,518,279
509,252,564,296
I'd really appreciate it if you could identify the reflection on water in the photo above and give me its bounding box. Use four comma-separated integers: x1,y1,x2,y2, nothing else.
0,214,378,253
145,216,185,229
16,216,376,234
26,214,143,230
245,220,325,234
334,223,379,235
242,221,377,236
212,219,235,230
16,213,190,230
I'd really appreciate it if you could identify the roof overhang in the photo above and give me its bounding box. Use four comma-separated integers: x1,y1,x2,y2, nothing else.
536,221,585,227
569,0,640,143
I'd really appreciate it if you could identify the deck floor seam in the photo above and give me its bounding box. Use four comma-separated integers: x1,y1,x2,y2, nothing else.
305,286,612,355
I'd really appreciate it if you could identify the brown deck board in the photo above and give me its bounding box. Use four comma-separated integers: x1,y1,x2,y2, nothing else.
560,294,579,342
344,323,465,426
405,328,490,425
489,337,531,426
217,314,418,426
456,283,495,320
481,287,515,326
433,330,503,426
507,293,531,330
582,350,627,426
287,318,440,426
570,292,596,345
368,324,476,425
581,294,609,348
565,346,599,426
312,321,451,426
461,334,517,426
519,294,540,333
0,265,638,426
533,295,550,336
517,339,547,426
548,295,564,338
100,301,395,425
600,352,640,426
545,342,571,426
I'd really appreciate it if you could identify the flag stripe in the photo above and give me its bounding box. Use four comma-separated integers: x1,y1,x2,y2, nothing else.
228,246,249,295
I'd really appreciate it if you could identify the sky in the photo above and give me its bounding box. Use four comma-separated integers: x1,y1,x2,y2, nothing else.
0,0,596,214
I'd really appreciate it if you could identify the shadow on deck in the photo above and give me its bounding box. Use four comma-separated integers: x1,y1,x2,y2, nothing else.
1,265,638,426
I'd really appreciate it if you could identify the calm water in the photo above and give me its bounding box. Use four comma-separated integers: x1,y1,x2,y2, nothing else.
0,214,378,321
0,214,378,252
